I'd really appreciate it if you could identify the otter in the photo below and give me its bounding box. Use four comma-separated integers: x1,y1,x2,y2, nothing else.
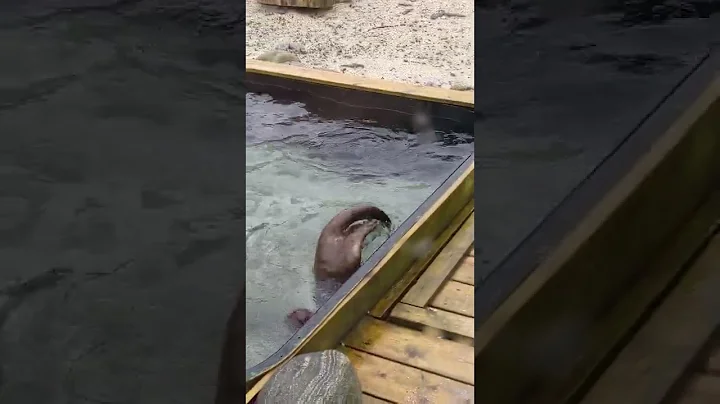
214,205,391,404
287,205,392,327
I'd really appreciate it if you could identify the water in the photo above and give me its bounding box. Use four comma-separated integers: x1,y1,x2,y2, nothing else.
0,5,243,404
245,92,474,368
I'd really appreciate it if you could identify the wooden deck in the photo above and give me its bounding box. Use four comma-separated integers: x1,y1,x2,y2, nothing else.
672,336,720,404
578,192,720,404
340,207,475,404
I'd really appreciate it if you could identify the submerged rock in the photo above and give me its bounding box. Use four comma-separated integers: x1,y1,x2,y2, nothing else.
257,350,362,404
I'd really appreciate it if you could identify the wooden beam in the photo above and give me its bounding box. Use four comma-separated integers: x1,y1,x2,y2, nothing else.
344,317,474,384
402,213,474,306
343,348,473,403
389,303,475,340
370,202,473,318
246,59,474,108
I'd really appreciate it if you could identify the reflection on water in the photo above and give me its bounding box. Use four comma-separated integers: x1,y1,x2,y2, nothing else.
245,93,473,368
0,5,242,404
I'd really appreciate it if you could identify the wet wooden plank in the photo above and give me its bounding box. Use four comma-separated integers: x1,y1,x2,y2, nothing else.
344,348,474,403
363,394,393,403
677,375,720,404
402,213,475,307
390,303,474,339
370,202,474,318
581,234,720,404
430,280,474,317
344,317,474,384
452,256,474,286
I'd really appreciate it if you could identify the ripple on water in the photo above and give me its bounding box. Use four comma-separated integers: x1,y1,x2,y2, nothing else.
245,92,474,368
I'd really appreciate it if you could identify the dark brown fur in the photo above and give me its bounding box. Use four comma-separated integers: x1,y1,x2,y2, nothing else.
214,205,391,403
313,205,391,283
288,205,391,327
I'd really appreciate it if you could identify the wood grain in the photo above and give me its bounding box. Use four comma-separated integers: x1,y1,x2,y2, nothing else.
452,256,474,286
344,317,474,384
390,302,475,339
430,281,474,317
371,202,473,318
343,348,474,403
402,214,474,306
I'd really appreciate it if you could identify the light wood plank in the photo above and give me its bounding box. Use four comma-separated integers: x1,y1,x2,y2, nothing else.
452,256,474,286
344,317,474,384
581,234,720,404
390,303,474,339
430,281,474,317
344,348,474,404
363,394,393,403
677,375,720,404
403,214,475,306
468,244,475,256
371,202,474,318
246,59,474,108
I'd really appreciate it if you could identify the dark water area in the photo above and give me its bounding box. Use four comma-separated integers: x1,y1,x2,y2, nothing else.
245,92,473,368
475,0,720,315
0,2,242,403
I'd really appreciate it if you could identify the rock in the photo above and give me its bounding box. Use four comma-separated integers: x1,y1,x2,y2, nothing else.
451,82,473,91
275,42,307,54
340,63,364,69
430,10,446,19
257,350,362,404
256,51,300,64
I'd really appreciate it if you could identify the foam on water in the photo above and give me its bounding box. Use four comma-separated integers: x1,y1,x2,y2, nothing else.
245,93,473,368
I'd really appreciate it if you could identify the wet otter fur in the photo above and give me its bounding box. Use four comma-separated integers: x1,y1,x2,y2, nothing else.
288,205,391,327
214,206,391,404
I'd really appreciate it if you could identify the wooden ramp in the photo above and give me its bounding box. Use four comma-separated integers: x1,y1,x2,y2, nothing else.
342,208,475,404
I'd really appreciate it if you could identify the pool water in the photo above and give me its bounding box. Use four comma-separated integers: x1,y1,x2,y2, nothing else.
245,92,474,368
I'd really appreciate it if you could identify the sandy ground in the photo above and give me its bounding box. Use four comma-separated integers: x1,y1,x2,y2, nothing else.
245,0,474,88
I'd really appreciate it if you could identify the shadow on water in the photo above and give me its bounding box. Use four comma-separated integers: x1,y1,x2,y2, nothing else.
245,92,474,368
0,2,242,403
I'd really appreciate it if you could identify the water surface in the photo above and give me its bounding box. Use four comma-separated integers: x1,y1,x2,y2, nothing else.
0,5,243,403
245,92,474,368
